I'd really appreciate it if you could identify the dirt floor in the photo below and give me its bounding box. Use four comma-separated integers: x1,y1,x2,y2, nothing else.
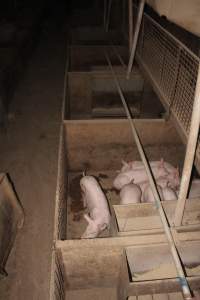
0,9,67,300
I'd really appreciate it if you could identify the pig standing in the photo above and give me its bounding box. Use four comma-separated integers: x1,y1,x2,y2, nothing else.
120,183,142,204
80,175,110,239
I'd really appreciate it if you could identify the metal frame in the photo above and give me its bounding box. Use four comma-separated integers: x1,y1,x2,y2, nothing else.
105,52,192,299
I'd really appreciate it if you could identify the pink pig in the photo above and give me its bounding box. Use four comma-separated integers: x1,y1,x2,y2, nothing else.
143,184,164,203
80,175,110,239
113,164,168,190
119,183,142,204
143,184,177,203
120,159,162,173
121,158,177,174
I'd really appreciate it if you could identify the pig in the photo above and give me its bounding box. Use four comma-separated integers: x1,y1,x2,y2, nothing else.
119,159,180,190
120,159,161,173
120,158,177,174
162,187,177,201
142,184,164,203
165,168,180,190
113,164,168,190
80,175,110,239
143,184,177,203
119,183,142,205
139,177,169,202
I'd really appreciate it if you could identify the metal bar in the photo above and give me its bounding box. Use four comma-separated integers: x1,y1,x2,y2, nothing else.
105,52,192,300
127,0,145,79
106,0,113,32
109,44,126,67
174,62,200,226
128,0,133,54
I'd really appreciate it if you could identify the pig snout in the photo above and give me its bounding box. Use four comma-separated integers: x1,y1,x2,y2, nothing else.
120,183,142,204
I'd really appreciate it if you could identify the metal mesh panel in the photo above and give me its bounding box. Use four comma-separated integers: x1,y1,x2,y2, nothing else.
172,50,198,133
54,124,67,241
136,12,200,167
50,250,65,300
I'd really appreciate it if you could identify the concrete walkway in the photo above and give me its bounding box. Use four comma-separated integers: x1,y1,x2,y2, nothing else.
0,13,66,300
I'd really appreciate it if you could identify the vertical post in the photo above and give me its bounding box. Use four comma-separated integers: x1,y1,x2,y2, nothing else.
128,0,133,54
127,0,145,79
174,62,200,226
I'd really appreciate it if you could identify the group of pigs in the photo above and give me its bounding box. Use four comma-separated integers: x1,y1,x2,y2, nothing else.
80,158,200,239
114,159,180,204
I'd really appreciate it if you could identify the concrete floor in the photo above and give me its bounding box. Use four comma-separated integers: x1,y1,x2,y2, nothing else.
0,14,67,300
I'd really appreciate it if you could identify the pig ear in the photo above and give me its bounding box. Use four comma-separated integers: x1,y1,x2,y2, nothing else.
84,214,93,225
122,160,128,167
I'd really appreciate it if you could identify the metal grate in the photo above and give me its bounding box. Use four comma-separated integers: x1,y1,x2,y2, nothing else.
136,12,200,169
54,124,67,241
50,250,65,300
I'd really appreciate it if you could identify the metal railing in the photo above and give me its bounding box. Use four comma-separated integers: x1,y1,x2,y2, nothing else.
136,12,200,170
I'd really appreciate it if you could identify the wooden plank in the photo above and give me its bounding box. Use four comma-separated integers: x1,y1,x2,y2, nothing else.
64,119,183,171
113,199,200,234
128,277,200,296
117,215,162,232
153,294,168,300
138,296,153,300
57,238,200,292
126,245,177,282
168,292,184,300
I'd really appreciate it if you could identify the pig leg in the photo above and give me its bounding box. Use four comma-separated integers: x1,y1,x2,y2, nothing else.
81,214,99,239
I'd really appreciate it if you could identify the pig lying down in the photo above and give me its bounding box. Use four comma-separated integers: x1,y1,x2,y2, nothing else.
115,159,181,204
116,159,200,203
80,175,110,239
114,158,180,191
120,183,142,204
